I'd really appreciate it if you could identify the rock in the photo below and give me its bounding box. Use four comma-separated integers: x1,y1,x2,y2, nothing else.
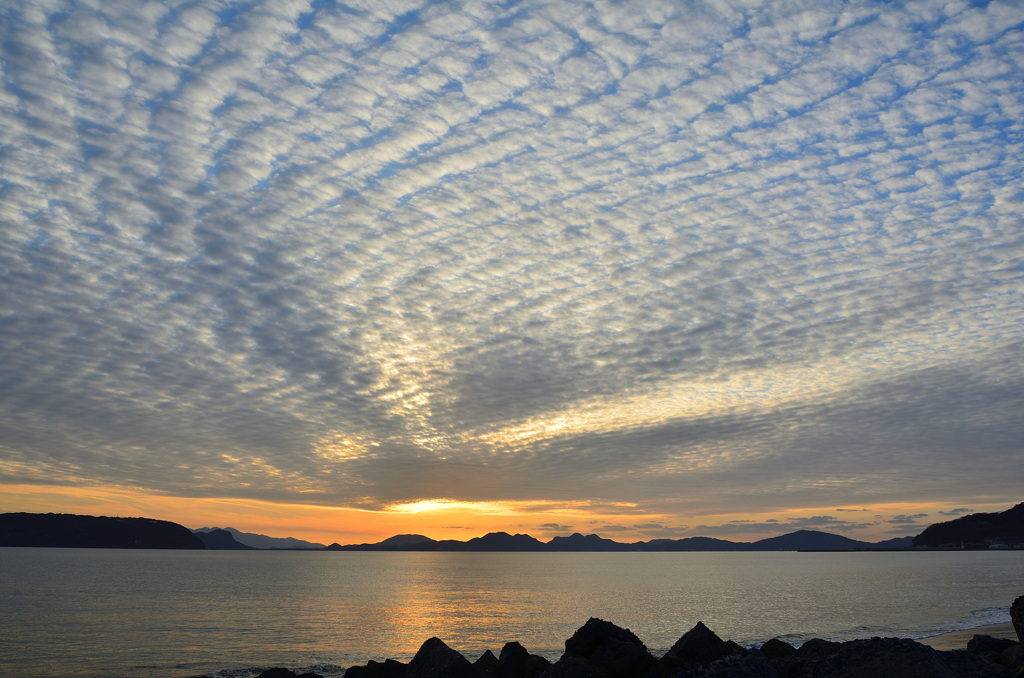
538,657,599,678
559,618,655,678
673,653,778,678
498,641,531,677
759,639,797,659
798,636,1001,678
1012,596,1024,647
496,641,550,678
255,670,298,678
562,618,648,660
345,659,407,678
474,649,499,677
969,635,1019,655
405,637,478,678
588,639,657,678
795,638,841,658
526,654,553,678
967,634,1024,675
667,622,744,664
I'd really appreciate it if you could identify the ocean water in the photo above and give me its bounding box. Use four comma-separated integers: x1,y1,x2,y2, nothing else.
1,548,1021,678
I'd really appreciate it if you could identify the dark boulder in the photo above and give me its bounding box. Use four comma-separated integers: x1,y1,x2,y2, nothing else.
795,638,841,658
474,649,499,677
538,656,599,678
967,634,1024,676
667,622,745,664
526,653,553,678
798,636,1002,678
563,618,648,659
673,653,778,678
759,639,797,659
588,639,658,678
498,641,531,677
496,641,550,678
969,635,1019,655
557,618,659,678
255,670,299,678
345,659,407,678
560,618,655,678
1012,596,1024,647
405,637,478,678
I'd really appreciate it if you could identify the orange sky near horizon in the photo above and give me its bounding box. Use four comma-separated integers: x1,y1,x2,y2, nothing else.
2,1,1023,561
1,483,1007,546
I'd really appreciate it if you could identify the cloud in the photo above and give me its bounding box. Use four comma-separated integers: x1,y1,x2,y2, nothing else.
536,523,574,533
1,0,1022,532
888,514,929,525
938,508,975,516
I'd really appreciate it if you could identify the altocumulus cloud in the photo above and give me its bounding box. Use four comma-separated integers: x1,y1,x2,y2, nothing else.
1,0,1022,518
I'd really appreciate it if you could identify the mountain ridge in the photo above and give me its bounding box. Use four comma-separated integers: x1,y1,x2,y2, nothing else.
0,512,205,549
912,501,1024,548
325,528,916,552
7,502,1023,551
194,528,255,550
193,526,325,549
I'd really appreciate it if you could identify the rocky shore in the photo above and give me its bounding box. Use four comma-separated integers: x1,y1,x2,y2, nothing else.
240,596,1024,678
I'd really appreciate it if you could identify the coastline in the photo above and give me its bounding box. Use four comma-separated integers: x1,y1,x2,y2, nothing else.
917,621,1018,650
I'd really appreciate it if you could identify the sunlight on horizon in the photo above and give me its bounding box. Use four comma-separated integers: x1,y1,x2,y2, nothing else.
2,482,1007,546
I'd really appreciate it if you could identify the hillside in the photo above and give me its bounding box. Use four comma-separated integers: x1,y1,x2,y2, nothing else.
194,526,325,549
194,528,255,550
912,502,1024,548
0,513,205,549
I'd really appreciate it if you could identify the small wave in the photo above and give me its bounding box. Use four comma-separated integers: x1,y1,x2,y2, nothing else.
908,607,1012,641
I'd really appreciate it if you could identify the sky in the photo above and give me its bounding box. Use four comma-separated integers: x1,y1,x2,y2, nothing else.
1,0,1022,546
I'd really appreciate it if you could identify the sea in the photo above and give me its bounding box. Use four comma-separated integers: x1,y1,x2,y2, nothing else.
1,548,1021,678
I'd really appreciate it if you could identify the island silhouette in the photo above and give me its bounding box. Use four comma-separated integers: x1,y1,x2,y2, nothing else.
2,502,1021,550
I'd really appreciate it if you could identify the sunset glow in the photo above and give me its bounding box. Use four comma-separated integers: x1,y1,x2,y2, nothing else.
1,0,1022,546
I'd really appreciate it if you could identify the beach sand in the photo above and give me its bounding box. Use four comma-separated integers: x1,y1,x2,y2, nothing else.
917,622,1019,651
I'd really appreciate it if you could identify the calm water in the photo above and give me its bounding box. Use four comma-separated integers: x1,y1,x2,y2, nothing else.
1,548,1021,678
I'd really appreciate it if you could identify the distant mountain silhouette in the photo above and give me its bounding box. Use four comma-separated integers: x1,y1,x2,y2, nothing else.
195,528,255,550
193,526,325,549
325,534,440,551
12,504,1015,553
872,536,915,549
912,502,1024,548
0,512,204,549
325,527,922,552
547,533,634,551
642,536,749,551
378,534,435,546
747,530,872,551
465,532,547,551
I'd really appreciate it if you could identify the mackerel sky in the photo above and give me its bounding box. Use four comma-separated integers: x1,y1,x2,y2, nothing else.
1,0,1022,542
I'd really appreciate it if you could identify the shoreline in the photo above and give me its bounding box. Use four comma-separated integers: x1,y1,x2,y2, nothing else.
916,621,1018,650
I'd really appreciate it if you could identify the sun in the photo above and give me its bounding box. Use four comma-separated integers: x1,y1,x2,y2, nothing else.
385,499,512,514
